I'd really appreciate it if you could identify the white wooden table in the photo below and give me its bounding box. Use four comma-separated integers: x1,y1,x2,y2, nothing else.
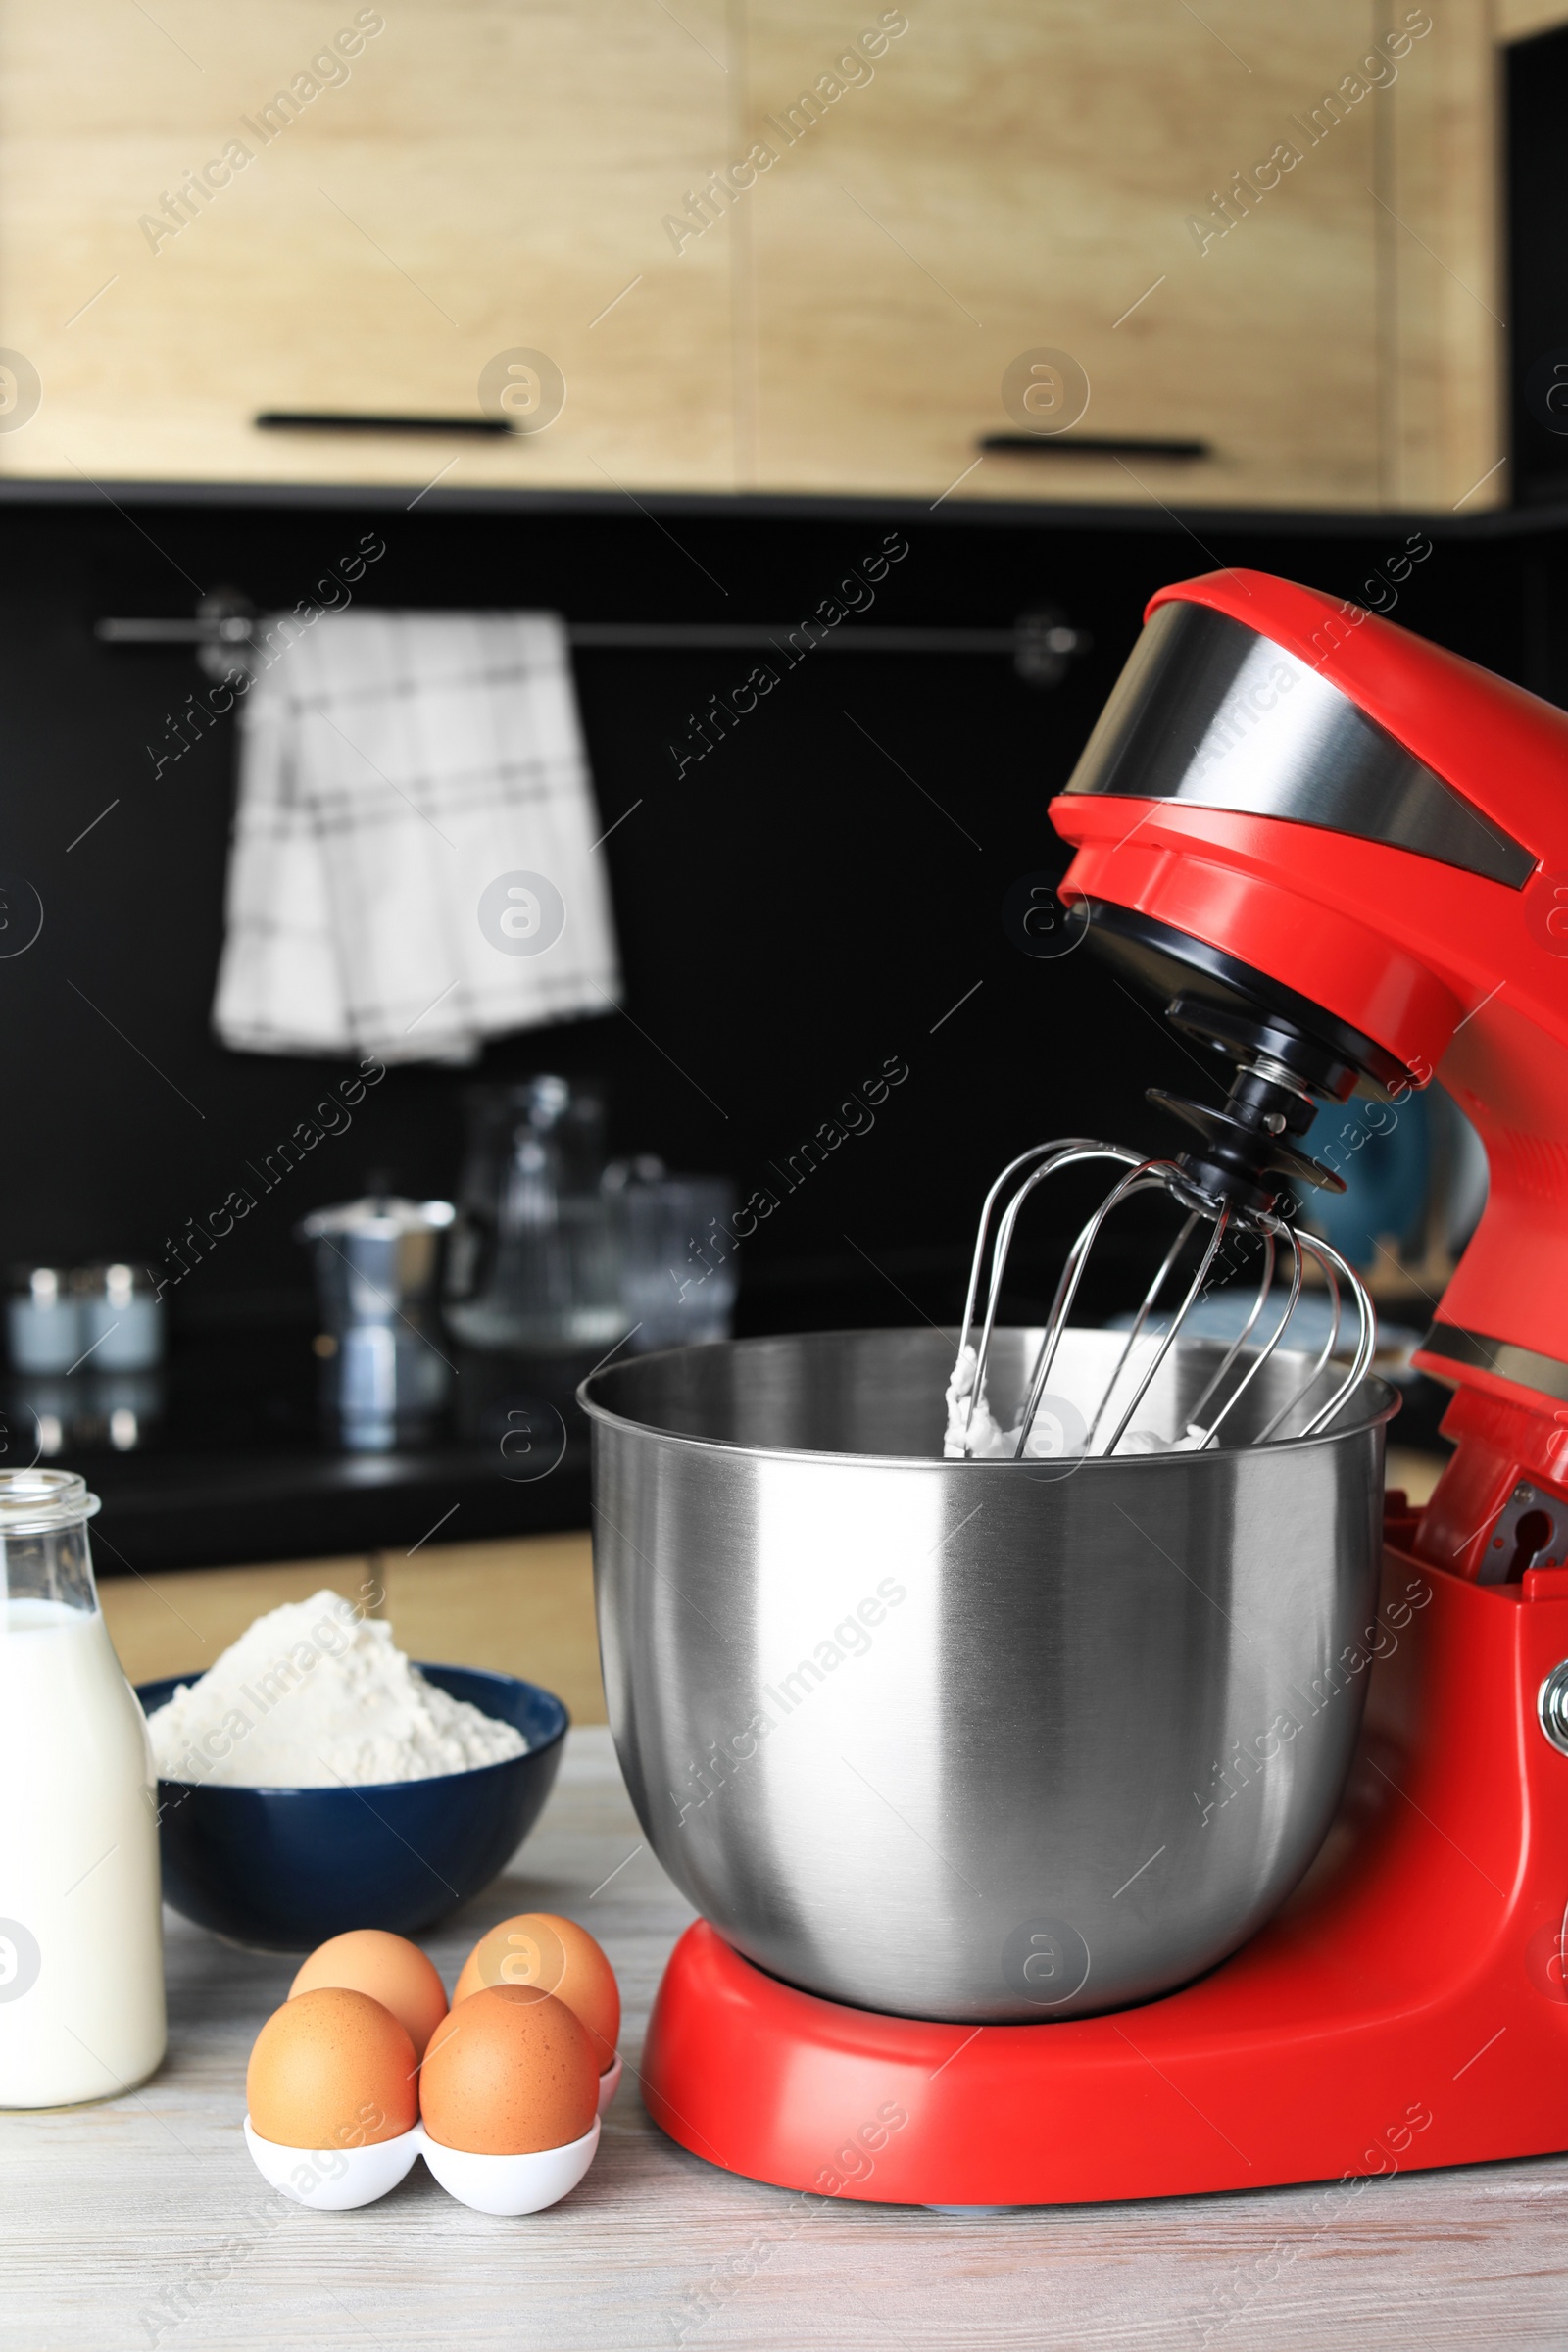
6,1729,1567,2352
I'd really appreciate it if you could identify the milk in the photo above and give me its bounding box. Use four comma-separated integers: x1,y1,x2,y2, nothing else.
0,1597,166,2106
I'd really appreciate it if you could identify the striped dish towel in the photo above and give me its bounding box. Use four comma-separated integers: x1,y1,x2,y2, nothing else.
212,611,621,1064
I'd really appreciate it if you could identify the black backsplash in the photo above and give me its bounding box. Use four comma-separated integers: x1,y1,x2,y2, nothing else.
1510,21,1568,508
2,483,1560,1346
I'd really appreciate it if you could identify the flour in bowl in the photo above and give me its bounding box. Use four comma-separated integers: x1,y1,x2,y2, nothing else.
146,1590,527,1788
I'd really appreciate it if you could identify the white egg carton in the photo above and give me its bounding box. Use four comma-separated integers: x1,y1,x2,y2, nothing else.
244,2052,620,2215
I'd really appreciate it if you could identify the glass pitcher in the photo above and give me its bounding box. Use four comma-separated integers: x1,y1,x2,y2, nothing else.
0,1470,165,2106
444,1076,624,1354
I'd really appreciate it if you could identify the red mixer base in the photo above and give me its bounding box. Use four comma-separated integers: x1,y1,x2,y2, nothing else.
641,1544,1568,2205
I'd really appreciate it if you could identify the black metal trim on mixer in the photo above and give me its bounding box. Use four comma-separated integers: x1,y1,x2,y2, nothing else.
1418,1324,1568,1404
1062,602,1535,889
1080,903,1406,1089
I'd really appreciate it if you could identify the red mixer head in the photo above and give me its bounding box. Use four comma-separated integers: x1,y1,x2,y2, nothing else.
1049,567,1568,1572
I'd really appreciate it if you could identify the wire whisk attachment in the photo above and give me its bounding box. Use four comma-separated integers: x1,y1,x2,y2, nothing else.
944,1137,1376,1462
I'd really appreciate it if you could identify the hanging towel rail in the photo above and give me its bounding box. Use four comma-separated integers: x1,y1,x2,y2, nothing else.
94,592,1091,687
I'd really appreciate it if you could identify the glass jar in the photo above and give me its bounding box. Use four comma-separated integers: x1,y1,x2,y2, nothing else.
606,1169,740,1350
0,1470,165,2106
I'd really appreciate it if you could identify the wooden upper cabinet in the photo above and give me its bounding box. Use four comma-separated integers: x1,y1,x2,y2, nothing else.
740,0,1391,508
0,0,1500,507
0,0,735,488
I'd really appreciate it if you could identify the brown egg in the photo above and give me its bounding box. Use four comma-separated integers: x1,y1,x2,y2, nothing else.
453,1913,620,2071
419,1984,598,2154
289,1930,449,2060
247,1986,417,2149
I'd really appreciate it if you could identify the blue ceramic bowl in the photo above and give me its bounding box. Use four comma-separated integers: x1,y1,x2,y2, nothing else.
136,1664,567,1952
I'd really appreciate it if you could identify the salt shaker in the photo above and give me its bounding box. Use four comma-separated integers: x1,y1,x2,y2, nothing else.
75,1264,165,1373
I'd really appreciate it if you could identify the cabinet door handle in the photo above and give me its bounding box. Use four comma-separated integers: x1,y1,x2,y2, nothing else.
254,411,515,437
978,433,1211,459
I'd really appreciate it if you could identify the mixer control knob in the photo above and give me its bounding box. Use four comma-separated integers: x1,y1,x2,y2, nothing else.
1537,1662,1568,1755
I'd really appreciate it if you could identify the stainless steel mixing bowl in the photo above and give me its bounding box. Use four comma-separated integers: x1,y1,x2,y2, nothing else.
582,1327,1396,2022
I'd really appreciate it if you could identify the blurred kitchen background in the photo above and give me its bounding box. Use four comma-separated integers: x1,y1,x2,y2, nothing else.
0,0,1564,1622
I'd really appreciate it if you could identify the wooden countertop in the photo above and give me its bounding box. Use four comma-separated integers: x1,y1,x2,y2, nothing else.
9,1721,1568,2351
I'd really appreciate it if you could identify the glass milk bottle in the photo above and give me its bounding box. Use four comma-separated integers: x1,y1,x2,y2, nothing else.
0,1470,165,2105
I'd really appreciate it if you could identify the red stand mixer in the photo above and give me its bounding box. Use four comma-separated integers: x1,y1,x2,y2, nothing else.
612,569,1568,2205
